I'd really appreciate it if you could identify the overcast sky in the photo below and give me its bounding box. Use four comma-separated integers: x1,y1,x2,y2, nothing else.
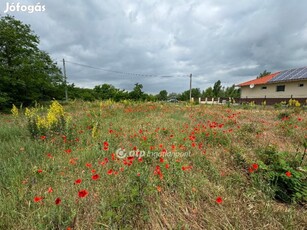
2,0,307,94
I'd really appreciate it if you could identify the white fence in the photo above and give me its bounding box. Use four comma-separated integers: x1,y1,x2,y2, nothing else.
197,97,233,104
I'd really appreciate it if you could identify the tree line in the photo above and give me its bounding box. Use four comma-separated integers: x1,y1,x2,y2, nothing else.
63,81,240,103
0,15,240,111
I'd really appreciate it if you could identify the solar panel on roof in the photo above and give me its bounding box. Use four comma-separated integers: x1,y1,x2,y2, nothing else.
268,67,307,83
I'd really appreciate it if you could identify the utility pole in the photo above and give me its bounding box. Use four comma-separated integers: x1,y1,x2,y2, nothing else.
189,73,192,102
63,58,68,101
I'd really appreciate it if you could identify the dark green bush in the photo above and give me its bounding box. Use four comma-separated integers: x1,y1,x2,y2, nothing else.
277,111,291,120
253,145,307,204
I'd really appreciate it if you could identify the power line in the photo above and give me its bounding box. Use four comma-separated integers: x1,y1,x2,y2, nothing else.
64,60,189,78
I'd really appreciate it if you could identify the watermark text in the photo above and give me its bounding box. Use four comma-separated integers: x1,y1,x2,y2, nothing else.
4,2,45,14
115,148,191,159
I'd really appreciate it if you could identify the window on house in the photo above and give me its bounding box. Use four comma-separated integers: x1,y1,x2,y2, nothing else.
276,85,285,92
298,83,304,87
261,86,267,89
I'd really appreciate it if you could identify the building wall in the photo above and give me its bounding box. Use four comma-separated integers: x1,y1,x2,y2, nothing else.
241,80,307,98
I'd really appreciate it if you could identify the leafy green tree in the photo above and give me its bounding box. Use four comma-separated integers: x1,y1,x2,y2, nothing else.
144,93,156,101
202,82,240,99
168,92,180,100
129,83,144,100
79,88,96,101
224,84,240,98
94,84,117,100
113,89,129,102
0,15,63,109
157,90,168,101
179,88,201,101
93,83,130,101
213,80,222,97
257,70,271,78
202,87,214,98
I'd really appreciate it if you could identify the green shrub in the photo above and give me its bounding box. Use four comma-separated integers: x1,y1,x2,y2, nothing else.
277,111,291,120
253,145,307,204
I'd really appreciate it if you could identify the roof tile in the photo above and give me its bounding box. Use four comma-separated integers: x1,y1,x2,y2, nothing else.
238,72,280,87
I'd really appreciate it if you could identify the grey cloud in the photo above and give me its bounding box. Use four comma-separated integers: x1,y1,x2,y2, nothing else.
4,0,307,93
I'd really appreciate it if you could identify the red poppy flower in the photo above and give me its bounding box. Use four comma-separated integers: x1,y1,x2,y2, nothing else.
78,189,89,198
127,156,134,161
154,165,161,174
107,169,113,175
55,197,61,205
37,169,43,173
85,163,92,168
74,178,82,184
34,196,43,203
285,171,292,177
154,165,163,179
165,164,170,169
92,174,100,180
65,149,72,154
69,158,77,165
252,163,259,170
40,135,46,140
216,196,223,204
182,166,192,171
47,187,53,193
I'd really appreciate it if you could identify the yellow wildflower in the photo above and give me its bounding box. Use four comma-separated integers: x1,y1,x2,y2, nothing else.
11,104,19,117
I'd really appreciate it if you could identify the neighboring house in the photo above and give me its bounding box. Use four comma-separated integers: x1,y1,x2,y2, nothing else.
238,67,307,104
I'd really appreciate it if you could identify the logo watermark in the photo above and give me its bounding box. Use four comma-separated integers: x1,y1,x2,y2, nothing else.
115,148,191,159
4,2,46,14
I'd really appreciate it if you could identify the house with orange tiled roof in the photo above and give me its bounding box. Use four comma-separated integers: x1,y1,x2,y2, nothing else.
238,67,307,102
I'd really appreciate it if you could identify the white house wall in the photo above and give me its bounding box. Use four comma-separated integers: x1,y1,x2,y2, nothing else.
241,80,307,98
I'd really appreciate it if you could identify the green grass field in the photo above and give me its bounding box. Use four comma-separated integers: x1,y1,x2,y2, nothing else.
1,101,306,229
